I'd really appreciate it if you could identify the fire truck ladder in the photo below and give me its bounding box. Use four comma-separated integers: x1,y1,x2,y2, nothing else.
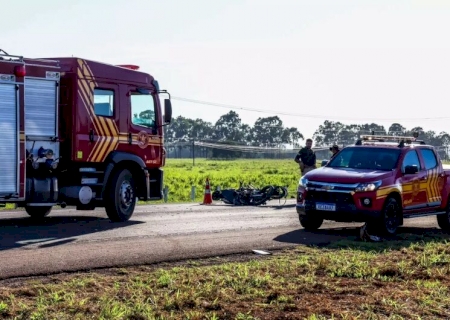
0,49,59,68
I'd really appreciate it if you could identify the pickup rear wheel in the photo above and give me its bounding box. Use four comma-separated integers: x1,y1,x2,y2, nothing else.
437,197,450,231
299,213,323,231
104,168,136,222
377,197,401,235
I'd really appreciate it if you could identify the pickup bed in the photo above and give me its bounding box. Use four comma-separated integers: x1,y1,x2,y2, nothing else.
296,135,450,235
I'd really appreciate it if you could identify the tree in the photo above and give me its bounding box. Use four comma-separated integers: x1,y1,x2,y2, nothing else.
312,121,345,147
251,116,287,147
388,123,406,136
213,111,246,143
282,127,304,148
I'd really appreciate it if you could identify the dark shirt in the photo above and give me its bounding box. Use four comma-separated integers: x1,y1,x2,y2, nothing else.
295,147,316,166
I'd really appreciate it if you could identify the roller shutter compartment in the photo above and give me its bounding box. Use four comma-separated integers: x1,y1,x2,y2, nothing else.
0,83,18,195
24,78,57,137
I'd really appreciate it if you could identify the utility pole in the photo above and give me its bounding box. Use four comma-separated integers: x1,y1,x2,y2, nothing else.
192,138,195,166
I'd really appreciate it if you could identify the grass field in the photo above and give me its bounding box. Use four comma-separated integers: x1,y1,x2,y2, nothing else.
1,159,302,210
1,231,450,319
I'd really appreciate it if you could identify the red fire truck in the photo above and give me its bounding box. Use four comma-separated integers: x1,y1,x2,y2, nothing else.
0,49,172,222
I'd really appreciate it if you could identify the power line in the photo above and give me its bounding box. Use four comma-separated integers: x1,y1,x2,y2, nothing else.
172,96,450,123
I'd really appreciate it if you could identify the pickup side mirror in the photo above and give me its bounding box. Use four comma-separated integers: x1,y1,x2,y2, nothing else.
404,165,419,174
164,99,172,124
321,160,329,167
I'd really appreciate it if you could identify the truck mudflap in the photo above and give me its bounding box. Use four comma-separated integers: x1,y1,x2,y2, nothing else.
297,201,382,223
0,82,19,198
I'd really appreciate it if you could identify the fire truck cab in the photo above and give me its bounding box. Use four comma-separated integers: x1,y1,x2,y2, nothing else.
0,49,172,222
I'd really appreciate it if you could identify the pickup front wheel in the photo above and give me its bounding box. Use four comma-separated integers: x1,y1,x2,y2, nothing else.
299,213,323,231
375,197,401,235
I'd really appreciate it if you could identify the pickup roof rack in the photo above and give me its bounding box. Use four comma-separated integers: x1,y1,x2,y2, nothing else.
355,133,426,148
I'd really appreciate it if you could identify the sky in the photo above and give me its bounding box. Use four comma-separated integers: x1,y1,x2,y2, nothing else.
3,0,450,143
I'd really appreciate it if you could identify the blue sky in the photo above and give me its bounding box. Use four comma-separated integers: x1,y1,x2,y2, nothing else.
3,0,450,142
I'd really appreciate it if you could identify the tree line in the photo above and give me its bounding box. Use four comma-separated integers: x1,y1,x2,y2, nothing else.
163,111,450,158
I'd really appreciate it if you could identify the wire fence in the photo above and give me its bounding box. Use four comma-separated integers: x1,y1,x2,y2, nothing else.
166,140,450,161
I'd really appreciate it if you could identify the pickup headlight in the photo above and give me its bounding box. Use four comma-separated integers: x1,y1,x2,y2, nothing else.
299,177,309,187
355,180,382,192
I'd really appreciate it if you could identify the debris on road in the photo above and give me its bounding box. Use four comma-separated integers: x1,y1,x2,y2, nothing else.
252,249,271,255
212,181,288,206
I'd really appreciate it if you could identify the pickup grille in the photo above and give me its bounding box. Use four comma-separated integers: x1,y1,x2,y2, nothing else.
306,190,354,205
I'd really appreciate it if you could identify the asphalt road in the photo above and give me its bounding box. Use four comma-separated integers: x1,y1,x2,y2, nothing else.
0,200,445,280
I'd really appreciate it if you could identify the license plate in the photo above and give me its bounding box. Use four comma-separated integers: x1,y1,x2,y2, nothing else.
315,203,336,211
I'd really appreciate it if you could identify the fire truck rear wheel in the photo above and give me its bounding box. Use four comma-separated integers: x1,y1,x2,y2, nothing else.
105,168,136,222
25,206,52,219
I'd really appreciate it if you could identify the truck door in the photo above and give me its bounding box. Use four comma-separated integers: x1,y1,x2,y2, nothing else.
0,80,19,198
400,149,427,211
76,82,119,163
418,148,443,208
126,86,161,166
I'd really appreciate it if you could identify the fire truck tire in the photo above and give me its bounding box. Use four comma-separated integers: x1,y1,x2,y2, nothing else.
104,168,136,222
25,206,52,219
437,196,450,231
299,213,323,230
375,196,401,235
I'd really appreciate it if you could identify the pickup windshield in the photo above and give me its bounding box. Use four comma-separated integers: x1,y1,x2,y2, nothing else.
328,147,401,171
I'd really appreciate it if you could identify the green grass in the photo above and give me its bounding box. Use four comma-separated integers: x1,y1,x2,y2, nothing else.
2,233,450,319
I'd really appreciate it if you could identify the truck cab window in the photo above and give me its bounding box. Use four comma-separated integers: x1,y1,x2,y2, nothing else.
94,89,114,117
131,92,156,128
401,150,421,173
420,149,438,170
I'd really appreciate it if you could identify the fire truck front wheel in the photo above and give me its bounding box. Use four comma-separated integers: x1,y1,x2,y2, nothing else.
25,206,52,219
104,168,136,222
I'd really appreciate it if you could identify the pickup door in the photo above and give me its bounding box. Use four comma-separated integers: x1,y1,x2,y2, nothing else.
417,148,445,209
400,149,428,212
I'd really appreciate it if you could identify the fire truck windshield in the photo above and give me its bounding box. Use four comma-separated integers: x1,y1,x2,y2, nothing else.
131,92,156,128
327,147,401,171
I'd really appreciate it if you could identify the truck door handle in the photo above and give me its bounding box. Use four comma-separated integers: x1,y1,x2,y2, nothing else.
89,129,94,142
128,132,132,144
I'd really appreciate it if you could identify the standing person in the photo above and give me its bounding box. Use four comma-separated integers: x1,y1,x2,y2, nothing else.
329,144,340,160
294,138,316,175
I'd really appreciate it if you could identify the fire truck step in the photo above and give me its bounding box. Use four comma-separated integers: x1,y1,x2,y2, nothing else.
26,203,57,207
80,171,104,174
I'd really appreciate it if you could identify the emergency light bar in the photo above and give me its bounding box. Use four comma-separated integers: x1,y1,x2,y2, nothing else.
355,132,425,147
117,64,140,70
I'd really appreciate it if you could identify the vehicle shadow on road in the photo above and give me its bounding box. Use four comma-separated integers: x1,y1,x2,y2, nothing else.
0,215,143,251
273,226,450,252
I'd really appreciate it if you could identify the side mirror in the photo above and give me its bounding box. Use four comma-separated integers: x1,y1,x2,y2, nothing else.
164,99,172,124
321,160,329,167
404,165,418,174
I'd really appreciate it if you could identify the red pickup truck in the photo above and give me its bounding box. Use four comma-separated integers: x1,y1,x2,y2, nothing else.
296,134,450,235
